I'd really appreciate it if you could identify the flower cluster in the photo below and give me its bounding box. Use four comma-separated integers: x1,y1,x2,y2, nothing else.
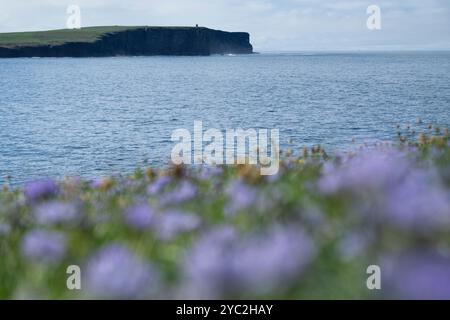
0,132,449,299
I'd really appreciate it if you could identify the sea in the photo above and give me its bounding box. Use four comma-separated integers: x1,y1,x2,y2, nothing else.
1,52,449,185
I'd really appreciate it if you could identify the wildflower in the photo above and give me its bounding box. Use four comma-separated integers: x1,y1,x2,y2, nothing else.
21,230,66,264
383,251,450,299
85,245,156,299
90,178,115,191
225,179,257,214
155,210,201,241
145,168,156,180
147,176,171,195
230,226,315,295
181,227,237,298
23,179,58,202
384,171,450,232
419,133,428,145
90,178,104,189
160,181,197,205
236,164,261,183
198,166,223,180
182,226,314,298
265,171,281,183
123,203,155,230
34,201,79,225
408,146,418,153
318,148,409,194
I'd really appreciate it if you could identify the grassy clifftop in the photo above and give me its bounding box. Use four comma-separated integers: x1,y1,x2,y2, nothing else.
0,26,200,47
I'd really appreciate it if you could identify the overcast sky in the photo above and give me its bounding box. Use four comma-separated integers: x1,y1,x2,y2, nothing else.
0,0,449,51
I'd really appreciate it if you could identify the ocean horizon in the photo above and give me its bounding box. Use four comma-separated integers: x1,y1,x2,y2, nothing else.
1,51,450,185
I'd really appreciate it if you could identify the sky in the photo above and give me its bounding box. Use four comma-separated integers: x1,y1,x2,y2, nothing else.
0,0,449,51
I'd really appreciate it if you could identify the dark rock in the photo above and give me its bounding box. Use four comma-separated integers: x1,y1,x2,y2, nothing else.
0,27,253,58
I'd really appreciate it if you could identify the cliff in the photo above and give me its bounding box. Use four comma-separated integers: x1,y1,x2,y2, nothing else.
0,26,253,58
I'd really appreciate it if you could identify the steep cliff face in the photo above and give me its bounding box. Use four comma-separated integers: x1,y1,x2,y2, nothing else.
0,27,253,58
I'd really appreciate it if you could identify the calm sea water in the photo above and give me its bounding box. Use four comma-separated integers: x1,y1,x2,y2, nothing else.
1,52,450,185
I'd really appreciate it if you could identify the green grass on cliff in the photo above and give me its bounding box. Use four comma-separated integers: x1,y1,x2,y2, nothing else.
0,26,199,48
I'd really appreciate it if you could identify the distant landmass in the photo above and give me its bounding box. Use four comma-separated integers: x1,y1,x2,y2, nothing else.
0,26,253,58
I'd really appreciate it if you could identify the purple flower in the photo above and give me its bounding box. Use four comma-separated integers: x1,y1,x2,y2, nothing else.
182,226,314,298
198,166,223,180
90,178,104,189
318,148,409,194
34,201,79,225
265,171,281,183
155,210,201,241
384,171,450,231
147,176,171,195
383,251,450,299
230,227,315,295
85,244,156,299
21,230,66,264
89,177,116,190
160,181,197,205
123,203,155,230
408,146,418,153
225,180,257,214
181,227,237,298
24,179,58,202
